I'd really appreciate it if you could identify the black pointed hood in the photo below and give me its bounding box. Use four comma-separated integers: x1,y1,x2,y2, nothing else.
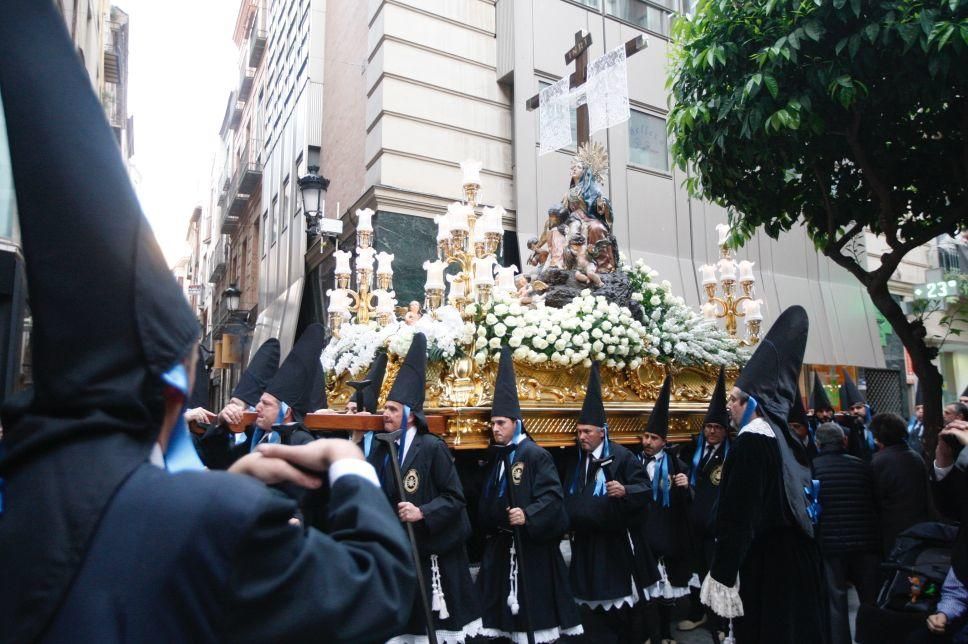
810,372,833,412
188,347,211,410
645,375,672,439
492,346,522,420
387,333,428,430
788,387,808,426
840,371,865,409
0,2,199,640
704,367,729,428
962,383,968,399
264,324,327,418
915,381,924,407
349,351,388,414
734,306,815,538
231,338,280,407
578,362,607,427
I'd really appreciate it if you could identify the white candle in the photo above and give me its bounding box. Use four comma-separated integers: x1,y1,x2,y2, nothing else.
447,202,471,232
738,260,755,282
334,250,353,276
327,289,350,314
698,264,717,286
375,290,396,313
356,208,374,232
701,301,717,319
479,205,505,234
435,214,451,241
460,159,482,185
495,265,517,292
716,223,731,246
356,246,376,271
717,257,737,281
473,256,497,285
744,299,763,321
375,251,394,275
423,260,447,289
447,273,466,299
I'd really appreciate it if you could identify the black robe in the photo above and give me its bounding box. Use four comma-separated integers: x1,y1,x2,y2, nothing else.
687,442,727,577
476,437,583,640
636,449,695,592
709,425,828,643
562,442,653,607
193,422,253,470
844,417,875,463
370,432,481,641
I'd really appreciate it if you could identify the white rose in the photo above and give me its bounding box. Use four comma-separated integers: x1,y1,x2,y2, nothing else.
595,352,606,361
509,303,522,316
494,323,507,338
606,359,616,368
513,347,529,360
465,303,478,316
509,336,522,348
630,358,642,369
631,292,644,302
486,313,498,325
489,337,502,349
580,319,593,331
607,345,615,354
650,295,662,306
475,337,488,349
582,358,592,368
494,303,509,316
592,340,604,353
555,339,567,351
601,321,613,331
591,328,603,340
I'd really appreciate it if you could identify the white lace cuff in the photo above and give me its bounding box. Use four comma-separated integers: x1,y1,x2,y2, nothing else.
700,573,744,618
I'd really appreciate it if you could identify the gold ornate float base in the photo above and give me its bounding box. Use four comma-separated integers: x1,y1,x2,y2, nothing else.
327,359,736,450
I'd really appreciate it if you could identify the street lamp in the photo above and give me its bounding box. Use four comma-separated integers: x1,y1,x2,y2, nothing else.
298,165,330,242
223,284,242,313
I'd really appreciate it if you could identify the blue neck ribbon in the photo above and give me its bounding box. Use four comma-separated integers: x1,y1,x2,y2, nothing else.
488,420,525,498
651,450,671,508
739,394,759,429
397,405,411,466
363,431,374,458
804,479,822,525
569,424,610,496
688,434,730,487
161,363,205,473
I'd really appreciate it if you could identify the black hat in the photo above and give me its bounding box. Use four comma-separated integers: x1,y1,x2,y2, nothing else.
387,333,428,430
810,372,833,412
962,384,968,399
492,346,522,420
578,362,606,428
915,381,924,407
703,367,729,428
348,351,388,414
231,338,280,407
645,375,672,439
788,387,808,426
735,306,808,421
188,347,211,410
840,371,865,409
264,324,327,418
0,2,199,639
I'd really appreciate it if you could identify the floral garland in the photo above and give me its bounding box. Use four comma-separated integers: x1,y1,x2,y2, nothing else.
321,264,745,379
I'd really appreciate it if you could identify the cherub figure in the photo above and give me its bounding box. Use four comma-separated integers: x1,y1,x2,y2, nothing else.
563,233,602,287
404,300,422,325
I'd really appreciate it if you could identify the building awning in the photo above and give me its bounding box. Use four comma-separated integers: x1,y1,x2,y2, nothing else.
250,276,304,359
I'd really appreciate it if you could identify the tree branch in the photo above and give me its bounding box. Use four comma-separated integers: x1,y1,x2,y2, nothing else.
822,241,872,287
846,109,899,246
811,163,839,243
831,222,865,255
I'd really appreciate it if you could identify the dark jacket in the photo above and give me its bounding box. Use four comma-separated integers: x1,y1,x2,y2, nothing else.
871,443,932,554
811,446,880,555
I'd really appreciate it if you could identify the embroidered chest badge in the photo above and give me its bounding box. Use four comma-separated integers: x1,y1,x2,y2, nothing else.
404,468,419,493
710,464,723,486
511,461,525,485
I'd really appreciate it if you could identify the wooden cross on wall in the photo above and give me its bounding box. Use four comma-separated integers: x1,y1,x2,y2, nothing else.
526,30,648,147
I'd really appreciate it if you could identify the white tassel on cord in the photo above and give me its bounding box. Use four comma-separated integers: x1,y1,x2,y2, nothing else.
723,619,736,644
430,554,449,620
507,543,520,615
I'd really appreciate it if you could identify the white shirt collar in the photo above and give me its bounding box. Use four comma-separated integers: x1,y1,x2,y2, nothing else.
398,425,417,461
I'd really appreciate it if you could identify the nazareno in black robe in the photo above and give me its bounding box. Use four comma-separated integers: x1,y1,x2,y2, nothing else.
476,436,584,643
709,419,828,643
371,431,482,643
563,441,655,608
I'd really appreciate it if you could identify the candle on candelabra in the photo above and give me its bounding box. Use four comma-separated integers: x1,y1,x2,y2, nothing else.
435,214,451,241
744,299,764,321
698,264,717,286
494,265,517,293
447,202,471,232
447,273,466,300
460,159,482,186
327,288,350,314
701,301,718,319
717,257,737,281
376,251,394,275
479,206,505,234
334,250,353,275
374,290,396,313
716,223,731,246
738,260,755,282
356,208,374,232
473,256,497,285
356,246,376,271
423,260,447,289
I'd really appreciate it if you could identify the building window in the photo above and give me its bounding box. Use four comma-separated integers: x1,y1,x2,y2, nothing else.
537,80,577,153
280,178,289,233
606,0,674,37
571,0,603,9
262,210,268,257
628,109,669,172
270,196,278,247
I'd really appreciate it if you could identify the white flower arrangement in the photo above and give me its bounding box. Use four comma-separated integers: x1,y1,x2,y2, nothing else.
624,259,746,366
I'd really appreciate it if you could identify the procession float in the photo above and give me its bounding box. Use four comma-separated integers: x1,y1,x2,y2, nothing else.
317,144,764,449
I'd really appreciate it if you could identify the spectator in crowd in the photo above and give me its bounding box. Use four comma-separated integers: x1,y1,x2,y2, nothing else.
812,423,880,644
871,413,932,554
944,402,968,425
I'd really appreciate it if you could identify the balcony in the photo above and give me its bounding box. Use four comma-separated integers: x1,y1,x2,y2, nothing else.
208,236,228,284
248,26,267,68
220,138,262,234
219,91,244,135
239,65,256,101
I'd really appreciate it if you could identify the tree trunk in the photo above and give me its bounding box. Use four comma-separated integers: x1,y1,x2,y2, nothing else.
865,278,945,455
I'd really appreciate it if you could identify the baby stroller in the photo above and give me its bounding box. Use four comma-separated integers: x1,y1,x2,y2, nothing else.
856,521,959,643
